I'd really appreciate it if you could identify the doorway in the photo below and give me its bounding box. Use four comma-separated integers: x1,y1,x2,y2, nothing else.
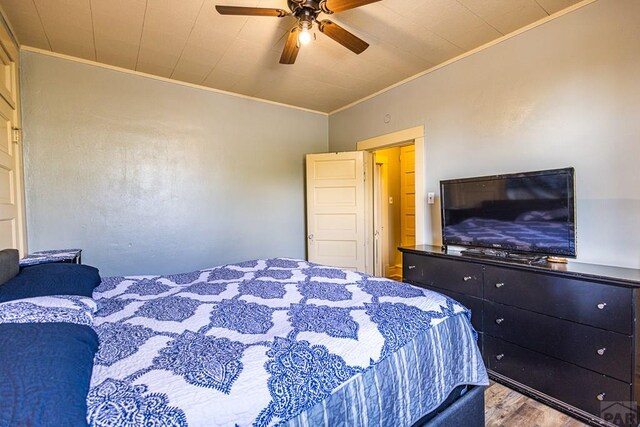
357,125,425,279
304,126,425,277
372,144,415,280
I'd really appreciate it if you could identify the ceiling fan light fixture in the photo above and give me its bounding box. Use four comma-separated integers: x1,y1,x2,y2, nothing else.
298,26,313,45
298,15,313,45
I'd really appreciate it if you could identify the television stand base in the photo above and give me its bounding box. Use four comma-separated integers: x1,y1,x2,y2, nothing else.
547,256,568,264
459,248,547,265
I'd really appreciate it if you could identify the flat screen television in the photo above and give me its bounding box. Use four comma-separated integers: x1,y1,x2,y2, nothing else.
440,167,576,258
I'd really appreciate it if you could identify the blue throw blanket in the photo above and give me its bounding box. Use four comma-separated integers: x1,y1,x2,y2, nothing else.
0,296,99,426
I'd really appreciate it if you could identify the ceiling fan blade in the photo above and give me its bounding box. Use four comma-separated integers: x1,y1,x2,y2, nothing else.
215,5,289,17
318,20,369,54
280,27,300,64
322,0,381,13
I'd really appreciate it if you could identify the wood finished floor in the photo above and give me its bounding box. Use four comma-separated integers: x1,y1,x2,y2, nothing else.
485,382,587,427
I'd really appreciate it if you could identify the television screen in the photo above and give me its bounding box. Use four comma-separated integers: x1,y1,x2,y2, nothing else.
440,168,576,257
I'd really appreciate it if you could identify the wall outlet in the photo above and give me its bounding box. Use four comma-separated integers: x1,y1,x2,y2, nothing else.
427,192,435,204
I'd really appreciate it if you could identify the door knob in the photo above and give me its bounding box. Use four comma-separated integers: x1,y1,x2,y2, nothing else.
597,393,606,401
408,265,416,270
597,348,606,356
495,318,504,325
495,354,504,361
597,303,607,310
495,282,505,288
308,234,314,240
463,276,472,281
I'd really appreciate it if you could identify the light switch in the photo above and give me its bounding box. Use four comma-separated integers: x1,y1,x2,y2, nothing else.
427,192,435,204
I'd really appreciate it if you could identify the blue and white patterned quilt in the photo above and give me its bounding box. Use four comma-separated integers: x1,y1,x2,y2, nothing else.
88,258,488,426
19,248,82,266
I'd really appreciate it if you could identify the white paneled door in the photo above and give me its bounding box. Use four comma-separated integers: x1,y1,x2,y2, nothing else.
0,19,26,254
306,151,370,273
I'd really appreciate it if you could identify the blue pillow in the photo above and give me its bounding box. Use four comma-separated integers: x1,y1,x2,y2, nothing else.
0,263,100,303
0,322,99,426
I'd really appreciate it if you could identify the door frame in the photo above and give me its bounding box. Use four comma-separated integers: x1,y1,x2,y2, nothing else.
0,10,27,255
372,153,389,277
356,126,425,275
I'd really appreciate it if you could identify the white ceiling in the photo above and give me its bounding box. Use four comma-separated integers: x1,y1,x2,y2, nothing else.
0,0,583,112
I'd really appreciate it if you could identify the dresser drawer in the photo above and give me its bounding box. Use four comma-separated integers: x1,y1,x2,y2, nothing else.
403,252,425,283
486,336,632,419
414,283,483,332
403,254,483,298
484,266,633,334
484,301,632,382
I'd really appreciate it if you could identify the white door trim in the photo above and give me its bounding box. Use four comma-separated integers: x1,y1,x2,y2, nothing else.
356,126,423,150
0,11,26,255
356,126,426,246
373,154,389,277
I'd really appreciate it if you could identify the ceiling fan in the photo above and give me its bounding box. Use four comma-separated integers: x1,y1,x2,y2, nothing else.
215,0,380,64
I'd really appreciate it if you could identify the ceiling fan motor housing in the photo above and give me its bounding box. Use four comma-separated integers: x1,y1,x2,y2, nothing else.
287,0,327,19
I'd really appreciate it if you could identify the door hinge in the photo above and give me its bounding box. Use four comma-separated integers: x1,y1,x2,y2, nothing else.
11,128,21,144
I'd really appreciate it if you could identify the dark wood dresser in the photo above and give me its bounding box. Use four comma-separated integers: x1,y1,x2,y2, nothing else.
399,245,640,427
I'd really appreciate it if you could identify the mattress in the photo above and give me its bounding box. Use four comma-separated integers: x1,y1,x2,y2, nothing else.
88,258,488,426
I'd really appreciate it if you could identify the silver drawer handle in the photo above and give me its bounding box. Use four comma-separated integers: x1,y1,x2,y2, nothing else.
597,393,606,401
495,282,505,288
463,276,472,281
495,318,504,325
495,354,504,361
597,348,606,356
408,265,416,270
597,303,607,310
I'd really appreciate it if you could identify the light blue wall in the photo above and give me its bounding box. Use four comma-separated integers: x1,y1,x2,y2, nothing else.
21,51,328,276
20,0,640,273
328,0,640,269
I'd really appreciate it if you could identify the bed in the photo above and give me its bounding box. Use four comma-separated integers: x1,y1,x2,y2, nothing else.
0,252,488,426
